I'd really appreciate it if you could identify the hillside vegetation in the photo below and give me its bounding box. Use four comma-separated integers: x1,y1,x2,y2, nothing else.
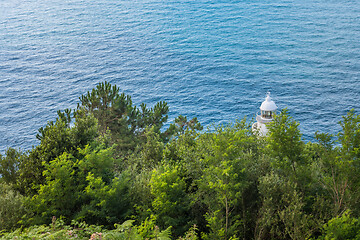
1,82,360,240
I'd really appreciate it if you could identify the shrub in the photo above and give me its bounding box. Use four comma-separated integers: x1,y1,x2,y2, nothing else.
0,183,26,231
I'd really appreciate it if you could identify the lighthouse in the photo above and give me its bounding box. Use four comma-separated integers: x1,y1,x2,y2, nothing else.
252,92,278,136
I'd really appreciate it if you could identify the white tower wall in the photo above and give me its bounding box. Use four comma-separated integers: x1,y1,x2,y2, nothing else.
252,92,277,137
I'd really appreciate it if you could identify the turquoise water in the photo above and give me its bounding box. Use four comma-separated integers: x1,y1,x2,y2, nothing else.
1,0,359,152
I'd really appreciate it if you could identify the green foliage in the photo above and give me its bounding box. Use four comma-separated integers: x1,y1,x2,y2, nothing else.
128,168,154,224
26,144,131,227
316,210,360,240
28,151,87,224
137,101,169,134
0,183,26,231
103,220,142,240
337,110,360,214
34,108,97,161
0,216,102,239
72,108,99,147
127,126,165,172
267,108,304,177
5,82,360,240
197,123,257,240
178,224,199,240
163,124,202,169
312,111,360,217
338,109,360,161
150,164,191,237
0,148,24,185
16,109,98,195
79,82,136,136
166,115,203,138
79,171,132,225
0,218,175,240
256,172,313,240
79,81,170,153
313,131,350,216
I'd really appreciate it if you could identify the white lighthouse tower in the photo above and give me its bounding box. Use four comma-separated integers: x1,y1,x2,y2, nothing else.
252,92,278,136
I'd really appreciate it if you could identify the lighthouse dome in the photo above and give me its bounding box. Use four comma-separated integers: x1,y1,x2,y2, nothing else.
260,93,277,111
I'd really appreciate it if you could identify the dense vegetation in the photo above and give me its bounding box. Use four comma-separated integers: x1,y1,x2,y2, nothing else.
1,81,360,240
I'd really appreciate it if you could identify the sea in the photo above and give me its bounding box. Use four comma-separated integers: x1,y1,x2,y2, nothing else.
1,0,359,153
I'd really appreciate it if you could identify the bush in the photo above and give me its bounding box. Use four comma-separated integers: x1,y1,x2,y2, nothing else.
0,183,26,231
317,210,360,240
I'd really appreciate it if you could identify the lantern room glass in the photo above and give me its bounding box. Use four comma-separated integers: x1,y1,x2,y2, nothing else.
261,110,273,119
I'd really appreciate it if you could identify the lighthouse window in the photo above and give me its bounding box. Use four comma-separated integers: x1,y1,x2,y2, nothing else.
262,111,272,119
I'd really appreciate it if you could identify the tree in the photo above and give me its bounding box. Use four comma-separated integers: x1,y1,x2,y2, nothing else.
267,108,304,177
79,81,170,153
127,126,165,172
255,173,313,240
197,124,257,240
312,110,360,217
78,171,132,225
165,115,203,138
316,210,360,240
0,148,24,185
79,82,139,135
150,164,192,237
0,183,26,231
26,144,123,226
16,109,98,195
313,132,349,217
338,109,360,161
28,151,84,224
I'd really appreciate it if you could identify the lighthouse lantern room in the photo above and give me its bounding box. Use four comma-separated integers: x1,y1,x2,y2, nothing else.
252,92,277,136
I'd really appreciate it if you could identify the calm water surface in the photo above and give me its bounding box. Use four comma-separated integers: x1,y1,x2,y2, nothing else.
1,0,359,152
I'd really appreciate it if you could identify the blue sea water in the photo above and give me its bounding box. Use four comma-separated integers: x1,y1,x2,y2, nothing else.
0,0,359,153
